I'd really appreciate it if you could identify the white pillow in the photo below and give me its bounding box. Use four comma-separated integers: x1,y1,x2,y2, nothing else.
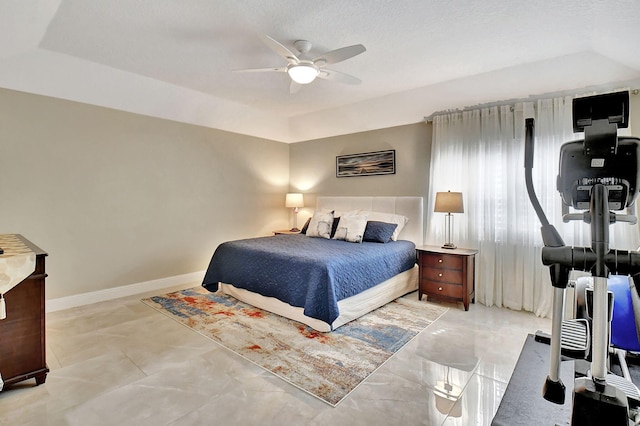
332,209,360,219
362,211,408,241
305,211,335,239
332,213,369,243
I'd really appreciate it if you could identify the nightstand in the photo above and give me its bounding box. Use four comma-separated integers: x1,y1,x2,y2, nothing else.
273,229,301,235
416,245,478,311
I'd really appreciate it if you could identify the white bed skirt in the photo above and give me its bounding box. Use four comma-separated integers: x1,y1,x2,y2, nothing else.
219,265,419,332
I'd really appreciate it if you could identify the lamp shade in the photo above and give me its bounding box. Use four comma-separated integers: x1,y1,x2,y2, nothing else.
285,193,304,208
287,64,319,84
434,191,464,213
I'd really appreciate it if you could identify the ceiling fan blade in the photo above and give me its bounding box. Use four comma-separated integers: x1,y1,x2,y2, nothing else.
233,67,287,73
318,69,362,85
260,34,300,64
313,44,366,66
289,80,302,94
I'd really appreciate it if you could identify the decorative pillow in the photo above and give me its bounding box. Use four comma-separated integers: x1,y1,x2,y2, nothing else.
332,210,359,219
330,210,359,238
300,217,312,234
362,211,409,241
305,211,335,239
330,217,341,238
332,214,369,243
363,221,398,243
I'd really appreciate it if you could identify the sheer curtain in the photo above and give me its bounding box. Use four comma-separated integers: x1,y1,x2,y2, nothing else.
426,95,639,317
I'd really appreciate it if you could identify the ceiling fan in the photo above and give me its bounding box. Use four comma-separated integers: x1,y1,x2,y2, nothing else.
234,35,366,93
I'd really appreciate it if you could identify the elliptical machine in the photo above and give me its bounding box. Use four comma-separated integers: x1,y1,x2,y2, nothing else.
526,91,640,424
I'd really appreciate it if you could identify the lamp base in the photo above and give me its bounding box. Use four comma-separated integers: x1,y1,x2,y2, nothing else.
441,243,457,250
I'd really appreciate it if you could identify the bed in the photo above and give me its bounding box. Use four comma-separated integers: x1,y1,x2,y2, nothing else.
202,196,424,332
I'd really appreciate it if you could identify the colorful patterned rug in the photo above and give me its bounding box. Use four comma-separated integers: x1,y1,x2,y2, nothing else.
142,286,447,406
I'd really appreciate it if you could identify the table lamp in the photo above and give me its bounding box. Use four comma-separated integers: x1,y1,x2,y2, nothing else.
285,193,304,232
434,191,464,249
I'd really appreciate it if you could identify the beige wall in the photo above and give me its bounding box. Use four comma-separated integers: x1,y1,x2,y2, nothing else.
2,89,638,301
0,88,290,299
289,122,432,223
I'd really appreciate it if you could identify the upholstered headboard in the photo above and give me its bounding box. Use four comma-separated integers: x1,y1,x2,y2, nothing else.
316,196,424,245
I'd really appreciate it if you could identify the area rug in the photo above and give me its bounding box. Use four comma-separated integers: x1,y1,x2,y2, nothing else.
142,286,447,406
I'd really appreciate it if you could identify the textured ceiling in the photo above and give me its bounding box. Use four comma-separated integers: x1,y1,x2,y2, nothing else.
1,1,640,142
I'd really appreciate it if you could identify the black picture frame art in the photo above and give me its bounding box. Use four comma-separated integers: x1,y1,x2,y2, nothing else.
336,150,396,178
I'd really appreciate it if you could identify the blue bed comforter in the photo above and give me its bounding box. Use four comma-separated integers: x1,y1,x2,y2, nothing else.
202,234,416,325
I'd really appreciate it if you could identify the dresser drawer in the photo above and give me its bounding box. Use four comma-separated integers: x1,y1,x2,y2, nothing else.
423,280,464,299
0,235,49,387
421,268,462,285
421,252,463,270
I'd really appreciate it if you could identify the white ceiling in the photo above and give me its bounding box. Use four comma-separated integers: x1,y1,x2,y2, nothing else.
2,1,640,143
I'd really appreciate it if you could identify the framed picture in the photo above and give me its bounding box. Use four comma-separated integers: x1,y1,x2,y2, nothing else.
336,150,396,178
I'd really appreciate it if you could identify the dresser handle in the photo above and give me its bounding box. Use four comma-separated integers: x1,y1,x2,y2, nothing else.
438,273,443,277
438,287,443,291
438,259,443,263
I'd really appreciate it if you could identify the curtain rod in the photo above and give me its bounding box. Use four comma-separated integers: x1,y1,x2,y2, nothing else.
424,84,639,123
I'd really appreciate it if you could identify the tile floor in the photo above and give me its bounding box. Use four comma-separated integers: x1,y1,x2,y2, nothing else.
0,282,551,425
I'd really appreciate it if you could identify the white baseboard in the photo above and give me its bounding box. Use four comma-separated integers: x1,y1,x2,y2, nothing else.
45,271,205,313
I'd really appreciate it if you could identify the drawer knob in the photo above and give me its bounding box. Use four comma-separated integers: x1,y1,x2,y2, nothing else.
438,273,443,277
438,259,443,263
438,287,443,291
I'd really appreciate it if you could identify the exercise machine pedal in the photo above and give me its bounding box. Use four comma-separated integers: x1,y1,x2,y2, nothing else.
606,373,640,405
561,319,590,358
535,319,590,359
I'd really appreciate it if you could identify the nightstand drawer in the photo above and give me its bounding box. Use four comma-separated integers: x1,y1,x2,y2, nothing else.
421,268,462,285
421,253,463,270
423,281,464,299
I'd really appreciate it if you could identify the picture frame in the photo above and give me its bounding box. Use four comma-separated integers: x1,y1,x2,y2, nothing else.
336,150,396,178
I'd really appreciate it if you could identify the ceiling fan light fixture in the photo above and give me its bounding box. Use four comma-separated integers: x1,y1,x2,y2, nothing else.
287,64,319,84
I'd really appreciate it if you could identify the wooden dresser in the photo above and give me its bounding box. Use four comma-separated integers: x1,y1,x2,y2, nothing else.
0,235,49,389
416,245,477,311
